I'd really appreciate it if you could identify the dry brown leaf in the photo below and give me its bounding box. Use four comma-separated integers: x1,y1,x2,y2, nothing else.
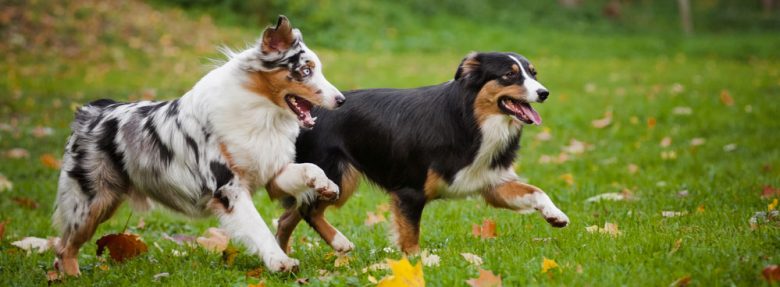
562,139,589,154
720,90,734,106
334,254,352,267
295,278,310,285
12,236,59,253
222,245,239,266
246,267,263,279
98,264,109,271
627,164,639,174
31,126,53,138
647,117,657,129
96,233,148,262
196,227,229,252
0,221,6,241
12,196,39,209
669,275,692,287
471,219,497,239
585,222,622,237
763,265,780,282
763,185,780,199
40,153,61,169
591,110,613,129
365,211,386,226
466,269,503,287
461,253,483,266
5,148,29,159
0,174,12,192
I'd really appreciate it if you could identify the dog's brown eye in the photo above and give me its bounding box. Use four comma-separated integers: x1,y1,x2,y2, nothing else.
504,71,517,78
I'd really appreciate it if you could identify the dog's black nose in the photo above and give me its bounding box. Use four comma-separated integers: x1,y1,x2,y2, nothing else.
335,95,346,107
537,89,549,102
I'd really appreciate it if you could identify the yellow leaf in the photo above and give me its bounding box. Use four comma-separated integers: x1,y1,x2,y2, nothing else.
769,199,778,211
334,254,352,267
559,173,574,186
377,257,425,287
541,257,559,273
98,264,109,271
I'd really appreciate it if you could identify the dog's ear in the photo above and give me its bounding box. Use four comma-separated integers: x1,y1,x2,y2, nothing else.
454,52,480,80
261,15,296,54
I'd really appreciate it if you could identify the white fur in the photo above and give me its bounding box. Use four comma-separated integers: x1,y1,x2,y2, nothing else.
509,191,569,225
508,55,547,102
330,231,354,254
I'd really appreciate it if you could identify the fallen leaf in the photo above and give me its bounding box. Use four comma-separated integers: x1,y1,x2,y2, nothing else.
541,257,559,273
560,173,575,186
723,143,737,152
368,275,378,284
769,198,778,211
136,217,146,229
421,250,440,267
461,253,484,266
471,219,497,239
647,117,657,129
196,227,229,252
222,245,239,266
662,211,688,218
669,275,692,287
661,151,677,160
591,109,612,129
365,211,386,226
690,138,706,146
0,174,12,192
696,205,705,213
377,257,424,287
660,136,672,147
5,148,30,159
98,264,109,271
585,222,622,237
627,164,639,174
672,106,692,115
31,126,54,138
295,278,310,285
334,254,352,267
40,153,61,169
246,267,263,279
677,190,689,197
12,237,59,253
562,139,589,154
12,196,39,209
669,238,682,255
585,191,635,203
362,262,389,273
720,90,734,106
466,269,502,287
153,272,170,281
248,282,267,287
535,127,552,141
763,265,780,282
96,233,148,262
763,186,780,198
164,234,197,246
630,116,639,125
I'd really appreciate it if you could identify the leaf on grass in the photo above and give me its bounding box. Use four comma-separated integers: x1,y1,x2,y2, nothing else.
196,227,229,252
365,211,386,226
672,106,692,115
723,143,737,152
296,278,310,285
466,269,502,287
222,245,239,266
669,238,682,255
535,127,552,141
12,196,39,209
12,237,59,253
591,109,612,129
40,153,61,169
662,211,688,218
420,250,440,267
763,185,780,199
696,205,705,213
647,117,657,129
248,282,267,287
541,257,559,273
669,275,692,287
334,254,352,267
31,126,54,138
720,90,734,106
661,151,677,160
585,222,622,237
98,264,110,271
559,173,575,186
96,233,148,262
153,272,170,282
377,257,424,287
763,265,780,282
690,138,706,147
562,139,589,155
660,136,672,147
164,234,197,246
585,191,635,203
471,219,497,239
0,174,12,192
361,262,389,273
246,267,263,279
460,253,484,266
5,148,30,159
627,164,639,174
748,210,780,230
368,275,378,284
769,198,779,211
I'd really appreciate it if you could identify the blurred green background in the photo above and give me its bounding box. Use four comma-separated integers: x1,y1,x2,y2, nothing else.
1,0,779,286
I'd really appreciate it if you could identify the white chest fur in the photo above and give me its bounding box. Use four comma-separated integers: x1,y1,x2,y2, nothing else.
442,115,521,197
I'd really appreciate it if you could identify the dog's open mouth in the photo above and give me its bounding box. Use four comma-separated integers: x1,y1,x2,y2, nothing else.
499,97,542,125
285,94,316,128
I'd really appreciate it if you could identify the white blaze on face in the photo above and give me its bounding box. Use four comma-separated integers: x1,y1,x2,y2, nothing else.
508,55,547,103
299,43,342,109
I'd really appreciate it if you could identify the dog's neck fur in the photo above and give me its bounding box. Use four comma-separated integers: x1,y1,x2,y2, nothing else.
182,48,299,188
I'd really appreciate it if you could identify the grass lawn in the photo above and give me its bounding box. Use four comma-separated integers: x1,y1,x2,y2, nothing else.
1,2,779,286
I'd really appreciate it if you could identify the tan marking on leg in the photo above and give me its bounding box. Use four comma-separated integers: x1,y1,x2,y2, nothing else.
276,209,302,254
481,181,539,210
57,193,123,276
334,164,359,207
390,194,420,254
423,169,446,201
308,207,337,243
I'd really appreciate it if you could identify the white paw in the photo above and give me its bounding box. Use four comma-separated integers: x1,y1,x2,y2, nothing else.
331,232,354,254
302,164,340,201
264,253,299,272
541,207,569,228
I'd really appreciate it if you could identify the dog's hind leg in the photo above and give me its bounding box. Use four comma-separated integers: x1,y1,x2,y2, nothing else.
481,181,569,227
389,188,427,254
53,175,124,276
298,202,354,254
210,184,299,272
275,208,302,254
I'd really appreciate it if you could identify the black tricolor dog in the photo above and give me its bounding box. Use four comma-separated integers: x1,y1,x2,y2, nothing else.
270,52,569,254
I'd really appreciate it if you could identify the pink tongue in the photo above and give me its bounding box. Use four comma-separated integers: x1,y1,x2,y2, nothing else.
519,103,542,125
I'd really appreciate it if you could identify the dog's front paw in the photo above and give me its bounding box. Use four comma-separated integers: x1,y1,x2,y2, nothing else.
301,164,339,201
264,253,299,273
542,208,570,228
330,232,354,254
